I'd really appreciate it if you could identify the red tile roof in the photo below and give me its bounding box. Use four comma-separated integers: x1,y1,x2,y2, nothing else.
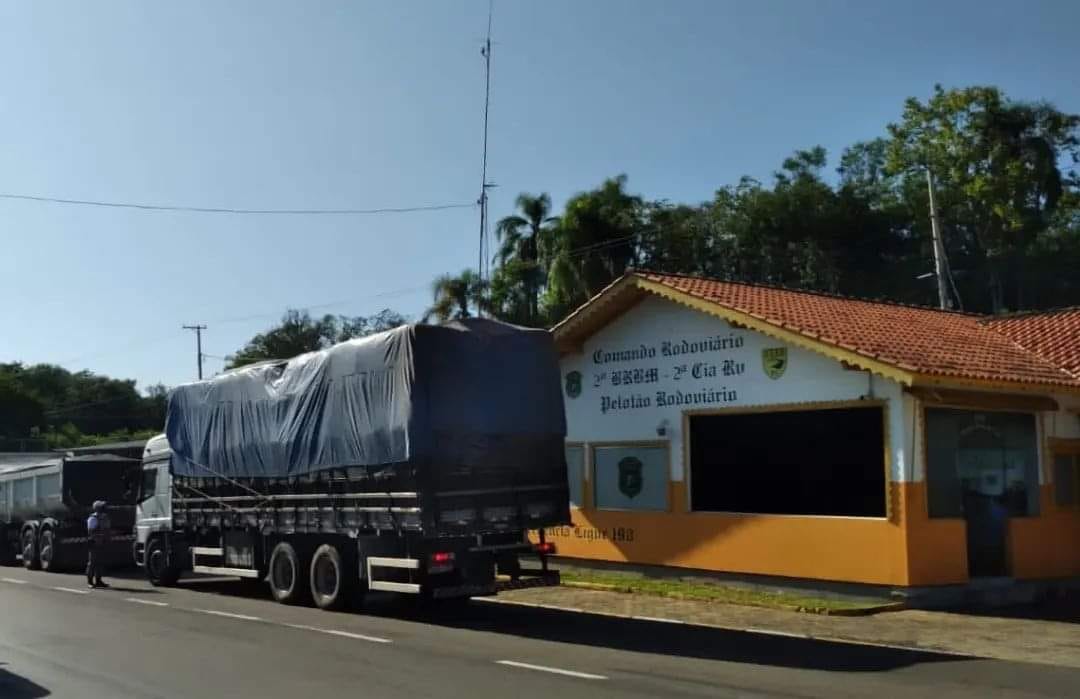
984,308,1080,381
555,271,1080,391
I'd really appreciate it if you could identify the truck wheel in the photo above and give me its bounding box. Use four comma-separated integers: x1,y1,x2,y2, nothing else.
39,529,60,572
21,528,40,570
268,541,309,605
310,544,352,611
145,538,181,587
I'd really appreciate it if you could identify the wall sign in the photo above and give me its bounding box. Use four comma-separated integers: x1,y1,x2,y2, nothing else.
762,347,788,379
565,371,582,399
587,331,762,414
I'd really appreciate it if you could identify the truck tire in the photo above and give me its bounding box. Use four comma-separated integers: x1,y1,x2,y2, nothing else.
268,541,309,605
145,537,181,587
21,527,40,570
309,544,353,611
38,529,60,572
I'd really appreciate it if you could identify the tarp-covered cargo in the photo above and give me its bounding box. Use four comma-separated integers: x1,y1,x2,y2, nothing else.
165,318,568,487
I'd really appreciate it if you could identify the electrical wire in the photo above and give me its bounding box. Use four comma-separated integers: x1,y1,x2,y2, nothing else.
0,192,476,216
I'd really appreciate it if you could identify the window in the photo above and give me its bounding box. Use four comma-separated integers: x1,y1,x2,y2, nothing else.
1055,454,1080,508
593,445,668,511
35,473,61,506
0,482,6,517
926,409,1040,518
565,445,584,508
141,467,159,502
689,406,886,517
13,478,34,508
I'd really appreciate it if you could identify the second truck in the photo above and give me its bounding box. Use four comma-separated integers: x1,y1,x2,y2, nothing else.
135,317,570,609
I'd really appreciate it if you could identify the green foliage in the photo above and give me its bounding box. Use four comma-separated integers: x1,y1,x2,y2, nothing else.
425,269,488,324
227,308,409,368
450,84,1080,327
0,362,168,450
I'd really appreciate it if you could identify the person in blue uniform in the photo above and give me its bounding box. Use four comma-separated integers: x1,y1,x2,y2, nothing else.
86,500,110,589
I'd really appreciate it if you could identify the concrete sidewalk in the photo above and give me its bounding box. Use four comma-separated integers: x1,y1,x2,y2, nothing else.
495,585,1080,669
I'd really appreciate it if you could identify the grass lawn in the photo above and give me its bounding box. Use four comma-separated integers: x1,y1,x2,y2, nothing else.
558,569,894,615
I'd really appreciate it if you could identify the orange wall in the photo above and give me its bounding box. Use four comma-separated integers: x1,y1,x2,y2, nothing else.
545,482,910,586
542,482,1078,587
899,482,968,586
1009,486,1080,579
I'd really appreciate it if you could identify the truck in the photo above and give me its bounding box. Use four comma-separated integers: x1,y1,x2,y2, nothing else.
134,318,570,609
0,452,139,571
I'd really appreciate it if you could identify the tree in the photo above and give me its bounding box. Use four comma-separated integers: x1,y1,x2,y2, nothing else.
0,373,44,438
542,175,644,320
886,85,1080,312
227,308,409,368
425,269,489,323
335,308,409,343
494,193,559,325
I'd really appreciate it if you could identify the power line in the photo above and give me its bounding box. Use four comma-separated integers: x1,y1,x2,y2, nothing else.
0,192,476,216
211,284,430,325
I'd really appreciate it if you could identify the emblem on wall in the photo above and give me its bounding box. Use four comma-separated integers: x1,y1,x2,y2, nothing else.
565,371,582,398
618,456,644,498
762,347,788,380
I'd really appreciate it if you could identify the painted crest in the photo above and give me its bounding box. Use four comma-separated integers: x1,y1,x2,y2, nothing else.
762,347,788,380
565,371,582,398
618,456,644,499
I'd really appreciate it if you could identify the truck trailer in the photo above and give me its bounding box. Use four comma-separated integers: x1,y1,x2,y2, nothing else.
135,318,570,609
0,453,139,571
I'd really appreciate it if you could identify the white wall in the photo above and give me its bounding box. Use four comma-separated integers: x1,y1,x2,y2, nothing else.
560,295,909,483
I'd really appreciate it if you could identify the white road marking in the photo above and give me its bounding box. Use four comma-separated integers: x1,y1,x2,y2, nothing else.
193,609,262,621
631,615,685,624
52,586,90,595
283,623,392,644
744,627,809,639
496,660,607,680
127,598,170,607
1,577,28,584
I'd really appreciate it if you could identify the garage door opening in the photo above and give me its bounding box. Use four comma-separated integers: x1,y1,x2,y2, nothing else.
689,405,887,517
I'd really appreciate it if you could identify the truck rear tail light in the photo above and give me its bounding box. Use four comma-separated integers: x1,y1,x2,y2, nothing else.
429,551,456,574
533,542,557,556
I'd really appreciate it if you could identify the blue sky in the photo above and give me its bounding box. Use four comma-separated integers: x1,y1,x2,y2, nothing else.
2,0,1078,390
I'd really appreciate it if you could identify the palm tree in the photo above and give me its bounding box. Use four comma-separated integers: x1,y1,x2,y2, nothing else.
424,269,489,323
495,193,559,324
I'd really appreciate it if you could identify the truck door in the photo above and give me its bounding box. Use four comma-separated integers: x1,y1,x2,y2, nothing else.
136,463,171,549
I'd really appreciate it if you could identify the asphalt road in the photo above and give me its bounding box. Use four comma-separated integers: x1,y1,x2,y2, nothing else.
1,566,1077,699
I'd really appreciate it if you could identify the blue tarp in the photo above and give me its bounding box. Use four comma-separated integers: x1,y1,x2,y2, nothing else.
165,319,566,480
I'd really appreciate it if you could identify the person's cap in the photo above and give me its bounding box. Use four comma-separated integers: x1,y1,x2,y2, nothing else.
92,500,107,511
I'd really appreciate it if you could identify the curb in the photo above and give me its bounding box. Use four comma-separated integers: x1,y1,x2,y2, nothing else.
559,580,906,616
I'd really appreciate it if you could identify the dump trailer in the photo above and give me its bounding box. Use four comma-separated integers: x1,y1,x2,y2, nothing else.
135,318,570,609
0,453,139,571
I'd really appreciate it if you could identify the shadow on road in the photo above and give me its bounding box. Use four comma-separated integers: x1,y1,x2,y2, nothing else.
180,577,972,673
0,663,49,698
378,599,972,673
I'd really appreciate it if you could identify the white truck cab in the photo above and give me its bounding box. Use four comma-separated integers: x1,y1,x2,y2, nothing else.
134,434,173,575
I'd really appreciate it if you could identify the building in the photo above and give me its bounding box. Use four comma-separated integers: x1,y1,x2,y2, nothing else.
549,271,1080,587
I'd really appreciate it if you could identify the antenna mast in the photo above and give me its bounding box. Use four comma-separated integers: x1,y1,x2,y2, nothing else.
477,0,494,315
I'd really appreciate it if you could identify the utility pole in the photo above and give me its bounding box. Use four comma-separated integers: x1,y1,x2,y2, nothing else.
183,324,207,380
477,0,494,316
925,169,952,310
